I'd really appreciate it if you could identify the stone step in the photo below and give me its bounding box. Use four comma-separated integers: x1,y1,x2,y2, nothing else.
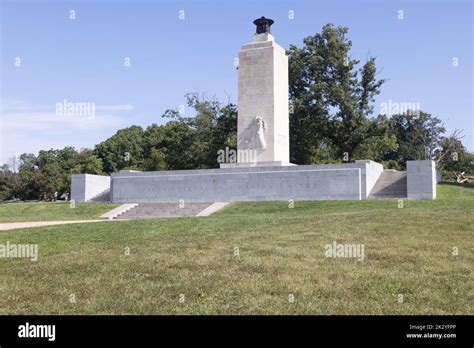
101,203,138,219
115,203,214,219
369,170,407,199
89,189,111,202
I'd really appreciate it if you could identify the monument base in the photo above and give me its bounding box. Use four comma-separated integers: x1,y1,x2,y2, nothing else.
110,164,364,203
102,161,390,203
72,160,437,203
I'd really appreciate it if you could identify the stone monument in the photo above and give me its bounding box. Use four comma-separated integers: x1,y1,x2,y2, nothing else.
71,17,437,203
223,16,290,167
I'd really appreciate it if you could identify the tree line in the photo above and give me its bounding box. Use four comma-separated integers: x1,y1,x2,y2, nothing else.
1,24,472,201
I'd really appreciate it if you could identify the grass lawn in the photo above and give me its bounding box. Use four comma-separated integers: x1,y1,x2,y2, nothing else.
0,202,119,223
0,183,472,314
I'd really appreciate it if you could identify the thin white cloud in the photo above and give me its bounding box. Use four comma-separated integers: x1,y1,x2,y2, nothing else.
1,111,127,131
96,104,134,111
0,98,134,131
0,133,71,162
1,97,135,113
0,98,136,163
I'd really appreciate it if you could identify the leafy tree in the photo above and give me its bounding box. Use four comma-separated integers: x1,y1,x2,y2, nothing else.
211,102,238,164
159,121,198,170
288,24,385,164
143,148,167,171
72,149,104,175
12,153,40,200
94,126,145,173
386,111,445,166
0,165,14,200
143,124,166,158
435,130,474,178
160,93,237,168
35,162,62,200
352,115,398,162
38,148,76,194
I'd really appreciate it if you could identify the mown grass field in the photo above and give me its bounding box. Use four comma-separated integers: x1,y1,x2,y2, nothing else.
0,202,119,222
0,183,472,314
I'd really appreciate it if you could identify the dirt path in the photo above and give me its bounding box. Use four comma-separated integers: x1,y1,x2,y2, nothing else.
0,219,122,231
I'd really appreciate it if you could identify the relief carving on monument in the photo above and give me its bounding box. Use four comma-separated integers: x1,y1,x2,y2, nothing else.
239,115,267,150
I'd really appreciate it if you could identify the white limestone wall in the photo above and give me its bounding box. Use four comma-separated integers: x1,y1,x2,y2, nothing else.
111,165,362,203
407,160,436,200
71,174,110,202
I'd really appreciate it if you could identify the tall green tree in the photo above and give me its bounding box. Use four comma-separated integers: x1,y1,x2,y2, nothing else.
288,24,385,164
71,149,104,175
143,148,167,171
160,93,237,168
94,126,145,173
352,115,398,163
0,164,15,200
435,130,474,178
386,111,445,166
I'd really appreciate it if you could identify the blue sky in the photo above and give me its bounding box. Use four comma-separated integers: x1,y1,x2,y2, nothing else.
1,0,472,164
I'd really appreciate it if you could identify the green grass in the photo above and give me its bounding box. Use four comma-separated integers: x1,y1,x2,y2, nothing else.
0,183,472,315
0,202,119,222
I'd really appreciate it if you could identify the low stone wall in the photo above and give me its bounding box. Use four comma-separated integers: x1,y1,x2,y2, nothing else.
407,160,436,200
110,165,362,203
71,161,438,203
71,174,110,202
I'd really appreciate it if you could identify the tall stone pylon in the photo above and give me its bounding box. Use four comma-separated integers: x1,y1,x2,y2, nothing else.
235,17,290,166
